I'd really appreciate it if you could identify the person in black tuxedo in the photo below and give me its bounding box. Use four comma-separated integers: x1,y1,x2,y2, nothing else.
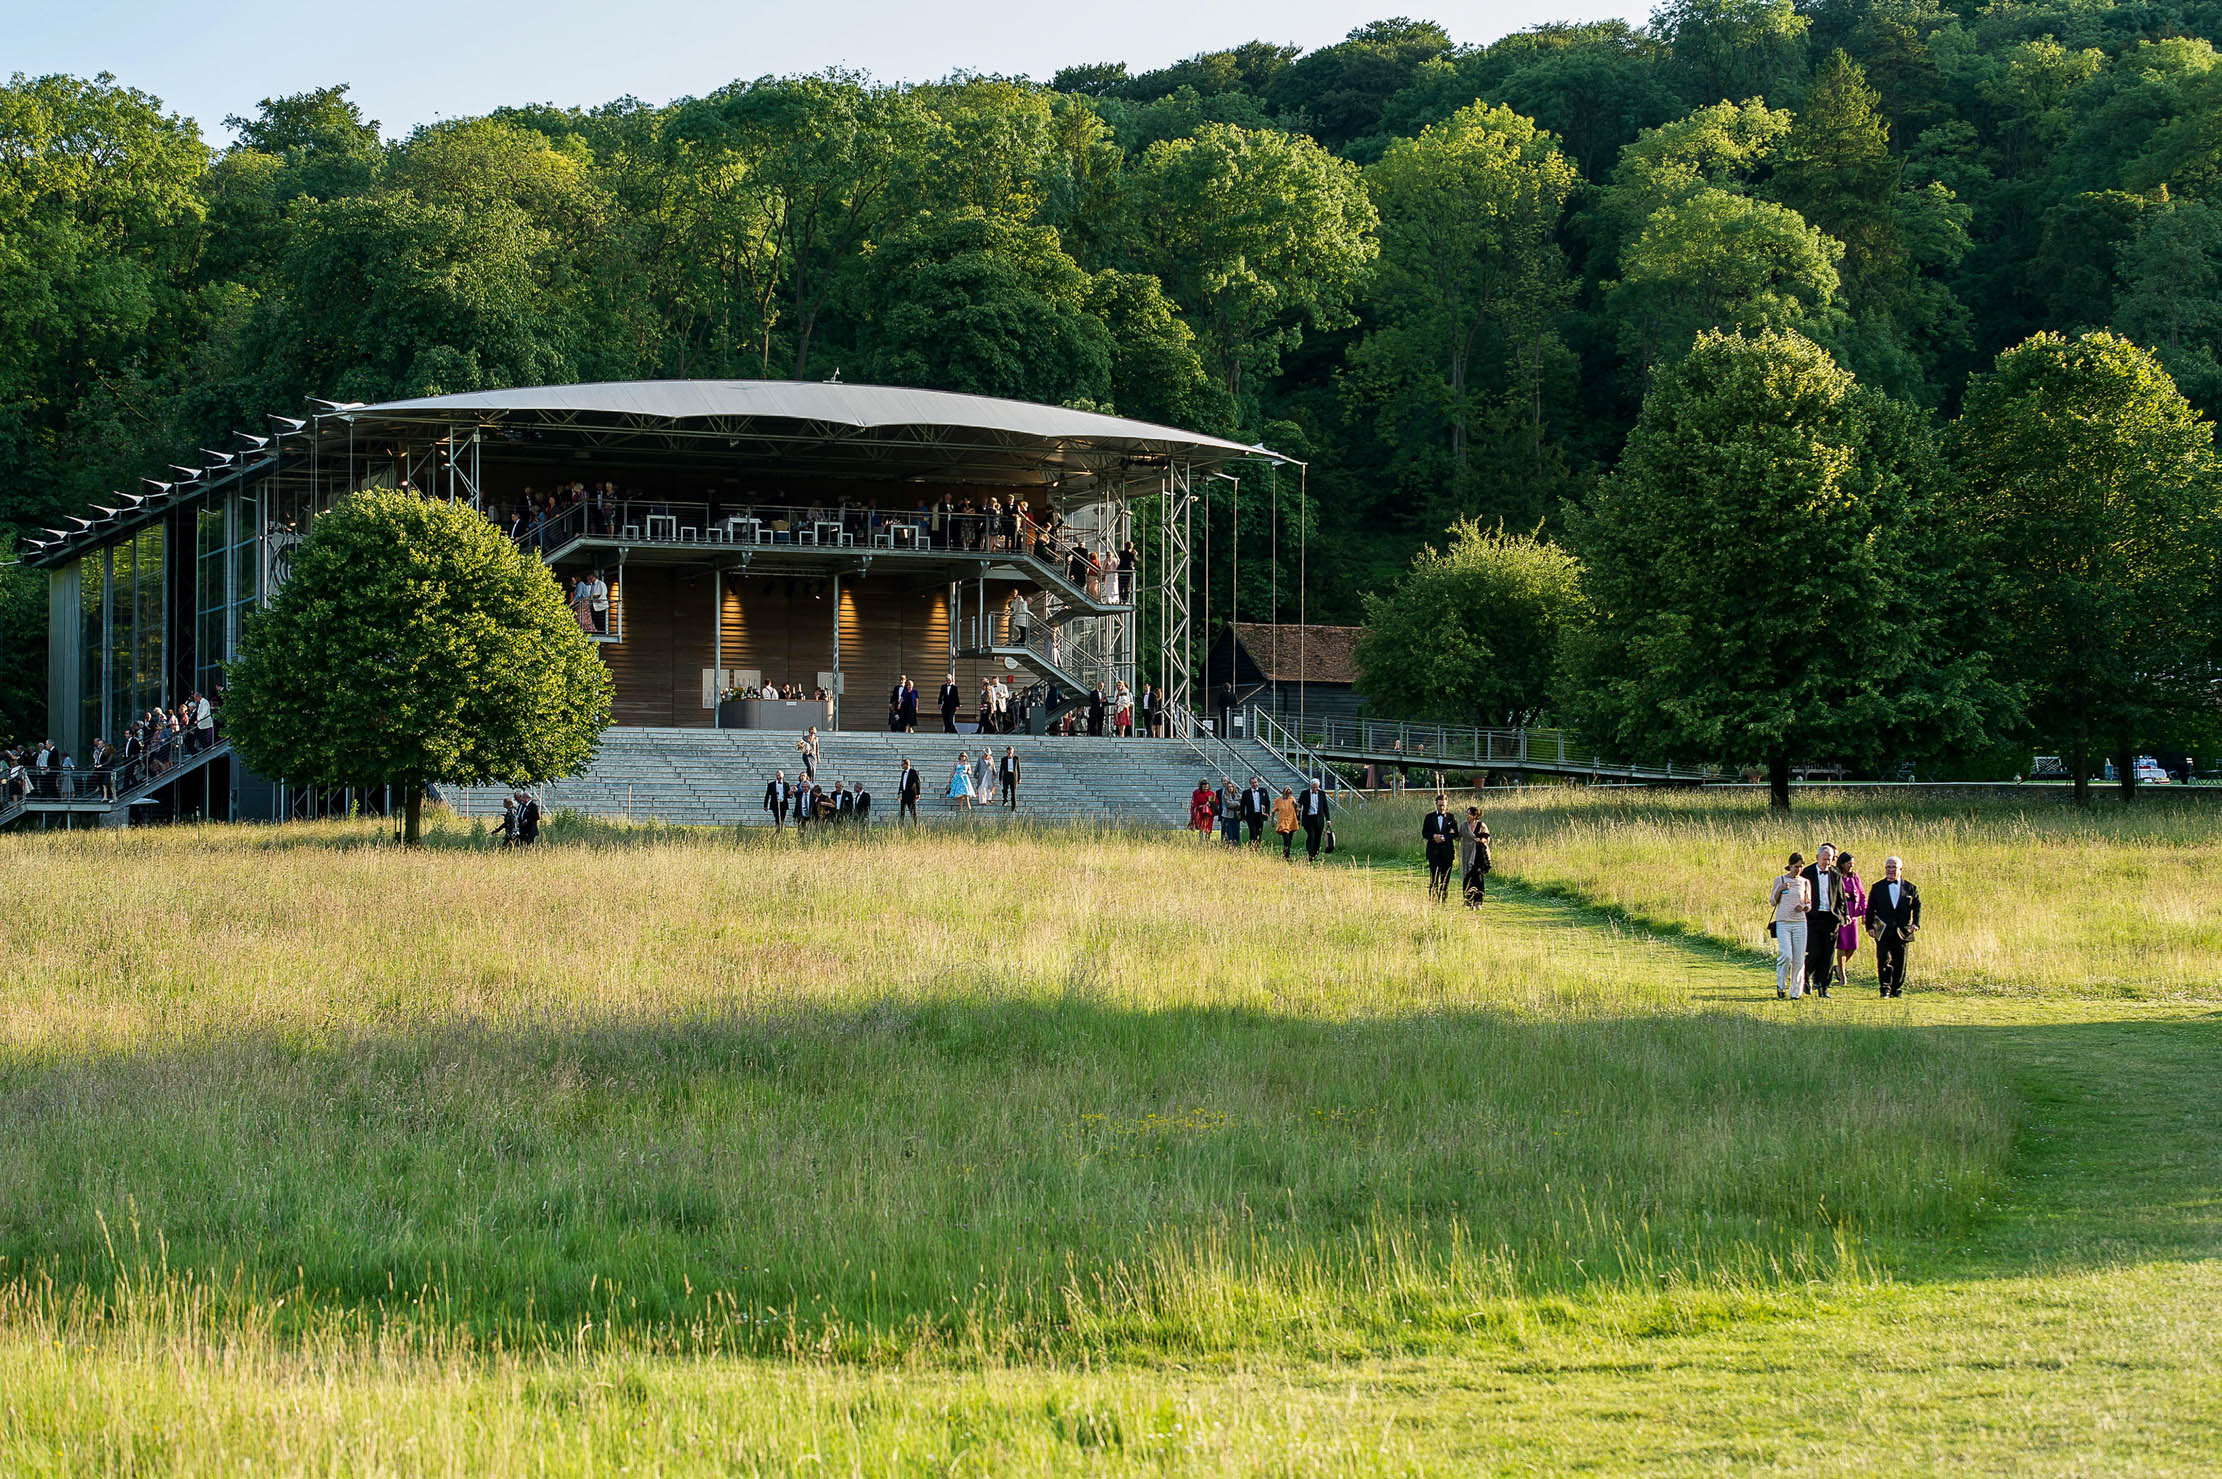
1239,776,1270,844
1800,843,1844,997
1087,686,1107,737
1864,855,1921,997
1420,795,1459,903
854,785,872,822
888,679,906,732
897,758,922,823
938,674,961,733
1297,779,1332,860
764,769,791,830
998,746,1021,810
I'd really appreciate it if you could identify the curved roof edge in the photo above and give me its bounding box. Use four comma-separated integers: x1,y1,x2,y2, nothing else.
343,379,1291,463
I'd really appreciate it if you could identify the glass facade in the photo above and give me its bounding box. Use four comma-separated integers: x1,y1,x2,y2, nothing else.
70,522,170,753
195,488,263,698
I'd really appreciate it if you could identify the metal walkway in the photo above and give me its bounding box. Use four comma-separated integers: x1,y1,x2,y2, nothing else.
1298,717,1714,785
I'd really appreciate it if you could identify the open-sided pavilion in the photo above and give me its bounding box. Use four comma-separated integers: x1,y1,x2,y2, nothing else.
17,380,1291,823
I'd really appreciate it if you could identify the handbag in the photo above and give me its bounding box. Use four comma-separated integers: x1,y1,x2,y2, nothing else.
1767,919,1777,938
1324,825,1337,854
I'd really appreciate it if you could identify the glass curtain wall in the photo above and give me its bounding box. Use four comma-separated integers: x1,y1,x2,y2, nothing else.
78,552,104,754
77,524,169,753
196,499,227,698
190,485,265,700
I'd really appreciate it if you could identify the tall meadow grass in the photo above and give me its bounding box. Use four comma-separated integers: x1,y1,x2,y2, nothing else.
0,818,2012,1363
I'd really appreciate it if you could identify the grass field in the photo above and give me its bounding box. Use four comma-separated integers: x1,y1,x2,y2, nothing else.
0,793,2216,1473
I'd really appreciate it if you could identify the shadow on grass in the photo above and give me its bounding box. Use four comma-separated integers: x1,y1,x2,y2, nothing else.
0,997,2055,1359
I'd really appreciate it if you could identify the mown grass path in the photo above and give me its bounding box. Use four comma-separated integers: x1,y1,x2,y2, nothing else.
1320,864,2222,1473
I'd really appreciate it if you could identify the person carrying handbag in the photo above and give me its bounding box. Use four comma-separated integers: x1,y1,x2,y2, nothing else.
1769,852,1812,999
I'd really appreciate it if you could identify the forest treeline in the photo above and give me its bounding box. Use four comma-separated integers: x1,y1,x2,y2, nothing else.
7,0,2222,754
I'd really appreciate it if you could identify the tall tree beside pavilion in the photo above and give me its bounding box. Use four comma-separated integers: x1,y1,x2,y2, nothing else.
1566,328,1998,807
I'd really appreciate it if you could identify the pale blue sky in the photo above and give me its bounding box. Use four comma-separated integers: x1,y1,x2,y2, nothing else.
11,0,1649,143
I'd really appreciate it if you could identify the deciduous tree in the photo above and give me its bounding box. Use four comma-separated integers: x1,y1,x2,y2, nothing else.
1354,520,1586,727
1947,330,2222,803
224,491,612,843
1566,329,1995,807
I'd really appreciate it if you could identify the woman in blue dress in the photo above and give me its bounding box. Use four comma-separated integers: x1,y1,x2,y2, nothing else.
949,751,975,810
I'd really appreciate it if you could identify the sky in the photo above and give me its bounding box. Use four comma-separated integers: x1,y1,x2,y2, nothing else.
11,0,1650,143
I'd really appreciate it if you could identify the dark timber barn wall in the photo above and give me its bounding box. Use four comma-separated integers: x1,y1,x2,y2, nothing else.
603,567,1047,728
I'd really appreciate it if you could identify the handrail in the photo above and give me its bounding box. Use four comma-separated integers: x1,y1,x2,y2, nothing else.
961,597,1096,700
1248,707,1367,804
1302,714,1718,784
1167,700,1246,789
506,497,1123,593
5,734,231,815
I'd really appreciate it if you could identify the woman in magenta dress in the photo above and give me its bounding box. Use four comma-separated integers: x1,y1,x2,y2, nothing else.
1834,851,1867,989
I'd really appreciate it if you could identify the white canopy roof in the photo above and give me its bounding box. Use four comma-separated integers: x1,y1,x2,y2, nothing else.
344,380,1284,466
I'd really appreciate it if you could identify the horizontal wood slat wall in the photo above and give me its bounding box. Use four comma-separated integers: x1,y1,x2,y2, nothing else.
602,566,716,727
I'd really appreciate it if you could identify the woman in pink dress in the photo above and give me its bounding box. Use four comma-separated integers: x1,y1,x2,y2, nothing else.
1834,851,1867,989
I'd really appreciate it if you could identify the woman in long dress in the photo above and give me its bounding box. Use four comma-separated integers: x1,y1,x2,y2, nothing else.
1833,851,1867,990
569,577,596,633
1188,779,1216,838
971,747,996,805
1460,809,1491,908
949,751,974,810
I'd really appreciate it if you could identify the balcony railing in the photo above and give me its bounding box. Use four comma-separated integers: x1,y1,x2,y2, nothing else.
504,498,1118,580
1300,715,1717,783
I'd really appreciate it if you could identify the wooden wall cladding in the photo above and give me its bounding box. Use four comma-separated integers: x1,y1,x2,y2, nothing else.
601,565,716,727
605,567,1049,729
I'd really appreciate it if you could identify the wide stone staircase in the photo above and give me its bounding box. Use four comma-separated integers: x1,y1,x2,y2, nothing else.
438,727,1318,829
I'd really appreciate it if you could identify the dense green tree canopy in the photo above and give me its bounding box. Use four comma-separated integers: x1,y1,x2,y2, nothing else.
1566,329,1999,805
12,3,2222,761
1947,330,2222,801
223,490,612,842
1357,104,1578,526
1353,521,1586,727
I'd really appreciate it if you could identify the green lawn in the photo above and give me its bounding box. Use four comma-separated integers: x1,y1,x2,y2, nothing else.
0,797,2215,1473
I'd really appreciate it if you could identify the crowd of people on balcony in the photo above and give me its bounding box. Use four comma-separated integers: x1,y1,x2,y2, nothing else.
3,692,218,807
495,483,1135,602
720,681,835,704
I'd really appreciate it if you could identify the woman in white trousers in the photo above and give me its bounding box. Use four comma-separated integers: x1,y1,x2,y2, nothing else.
1771,852,1813,998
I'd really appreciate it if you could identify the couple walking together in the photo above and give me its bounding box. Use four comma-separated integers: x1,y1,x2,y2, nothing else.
1420,796,1491,907
949,747,1020,810
1769,844,1922,998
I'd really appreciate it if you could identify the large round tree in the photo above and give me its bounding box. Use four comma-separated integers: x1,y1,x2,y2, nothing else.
1565,328,1999,808
225,489,613,842
1948,330,2222,804
1354,520,1585,727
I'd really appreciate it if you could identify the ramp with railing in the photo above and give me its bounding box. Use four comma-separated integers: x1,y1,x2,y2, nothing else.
1295,716,1714,785
1,739,234,829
